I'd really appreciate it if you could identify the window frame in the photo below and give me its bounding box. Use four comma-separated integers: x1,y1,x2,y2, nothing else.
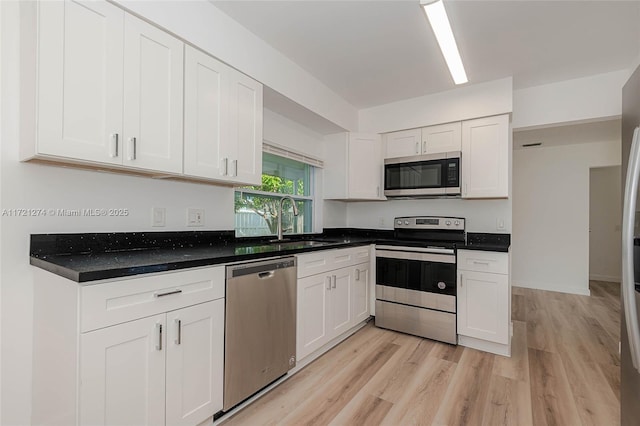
234,153,319,238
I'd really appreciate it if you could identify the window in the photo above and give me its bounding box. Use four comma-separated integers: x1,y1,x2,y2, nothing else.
235,153,315,237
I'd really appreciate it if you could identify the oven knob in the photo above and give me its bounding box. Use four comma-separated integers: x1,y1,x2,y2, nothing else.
396,220,402,225
445,220,451,226
454,220,460,226
404,220,409,225
437,281,446,290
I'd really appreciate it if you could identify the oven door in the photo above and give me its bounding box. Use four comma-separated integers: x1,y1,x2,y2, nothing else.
376,249,456,294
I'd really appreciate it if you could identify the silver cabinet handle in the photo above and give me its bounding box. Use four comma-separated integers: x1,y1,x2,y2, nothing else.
111,133,119,158
356,269,360,281
415,142,419,154
464,183,468,195
175,319,181,345
473,260,490,265
423,141,427,152
128,137,137,160
376,186,380,197
332,275,337,289
459,272,463,287
156,323,163,351
154,289,182,298
232,159,238,177
221,158,228,176
326,276,331,290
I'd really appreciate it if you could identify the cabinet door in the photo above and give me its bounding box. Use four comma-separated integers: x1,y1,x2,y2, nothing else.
37,0,123,164
183,46,230,180
384,129,422,159
226,72,263,185
351,263,370,325
166,300,224,426
80,314,166,426
422,122,461,154
123,13,184,173
348,133,383,199
461,115,509,198
457,270,509,344
329,268,352,338
297,274,330,360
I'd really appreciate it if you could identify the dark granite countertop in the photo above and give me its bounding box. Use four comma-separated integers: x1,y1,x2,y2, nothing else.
30,229,510,283
458,232,511,253
30,230,386,284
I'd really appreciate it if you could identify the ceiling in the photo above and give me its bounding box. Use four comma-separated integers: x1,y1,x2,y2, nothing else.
212,0,640,109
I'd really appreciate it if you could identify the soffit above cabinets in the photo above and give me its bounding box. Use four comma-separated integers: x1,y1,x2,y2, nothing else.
513,118,622,150
211,0,640,109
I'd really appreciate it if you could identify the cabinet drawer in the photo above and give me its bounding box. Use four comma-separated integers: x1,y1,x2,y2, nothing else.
297,245,371,278
457,250,508,274
80,266,225,332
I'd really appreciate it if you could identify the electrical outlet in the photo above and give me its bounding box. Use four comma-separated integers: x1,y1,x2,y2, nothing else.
187,208,204,227
496,218,505,230
151,207,166,227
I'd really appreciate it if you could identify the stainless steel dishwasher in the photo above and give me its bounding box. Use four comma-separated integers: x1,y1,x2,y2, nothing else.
224,257,297,411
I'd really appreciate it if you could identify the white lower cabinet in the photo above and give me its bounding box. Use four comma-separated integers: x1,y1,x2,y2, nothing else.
32,266,225,426
296,246,372,361
457,249,511,356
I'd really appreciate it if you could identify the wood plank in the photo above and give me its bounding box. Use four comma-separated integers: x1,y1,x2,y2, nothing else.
328,394,393,426
380,357,457,426
432,349,495,426
278,342,400,425
481,375,533,426
528,348,581,426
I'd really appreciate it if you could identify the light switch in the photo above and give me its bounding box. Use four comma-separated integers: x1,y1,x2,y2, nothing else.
152,207,166,227
496,218,505,230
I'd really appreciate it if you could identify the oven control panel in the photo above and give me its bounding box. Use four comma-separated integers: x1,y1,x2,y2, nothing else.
394,216,465,231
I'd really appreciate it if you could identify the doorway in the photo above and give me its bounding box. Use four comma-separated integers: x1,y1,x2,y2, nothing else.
589,166,622,283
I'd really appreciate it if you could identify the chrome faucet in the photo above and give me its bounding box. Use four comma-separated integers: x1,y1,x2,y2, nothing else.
276,196,299,241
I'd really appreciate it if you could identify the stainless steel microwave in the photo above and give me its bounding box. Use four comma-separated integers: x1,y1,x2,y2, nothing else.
384,151,461,197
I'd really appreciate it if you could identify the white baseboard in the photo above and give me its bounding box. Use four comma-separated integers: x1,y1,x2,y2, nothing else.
589,274,621,283
512,280,591,296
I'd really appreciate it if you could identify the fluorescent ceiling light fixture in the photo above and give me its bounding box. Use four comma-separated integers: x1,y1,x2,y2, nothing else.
421,0,468,85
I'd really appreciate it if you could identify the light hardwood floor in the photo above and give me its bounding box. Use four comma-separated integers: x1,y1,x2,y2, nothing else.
224,281,620,426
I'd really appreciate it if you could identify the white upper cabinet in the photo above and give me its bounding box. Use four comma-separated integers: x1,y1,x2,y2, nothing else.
225,71,263,185
28,1,184,173
324,133,383,200
461,114,510,199
383,129,422,158
183,46,263,186
34,0,124,164
23,0,262,184
384,123,461,159
122,14,184,173
183,47,229,180
421,122,461,154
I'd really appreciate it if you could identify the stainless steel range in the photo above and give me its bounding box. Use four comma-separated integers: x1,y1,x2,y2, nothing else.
375,216,465,344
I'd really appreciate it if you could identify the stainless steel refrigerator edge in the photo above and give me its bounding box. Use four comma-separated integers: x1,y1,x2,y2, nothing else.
621,64,640,425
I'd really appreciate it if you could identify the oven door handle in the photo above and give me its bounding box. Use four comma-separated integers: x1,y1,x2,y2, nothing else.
375,249,456,264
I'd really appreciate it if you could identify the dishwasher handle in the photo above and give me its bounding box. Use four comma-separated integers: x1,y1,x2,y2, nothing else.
258,271,275,279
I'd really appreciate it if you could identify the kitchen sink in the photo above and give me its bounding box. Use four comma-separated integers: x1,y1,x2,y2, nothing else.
269,239,337,250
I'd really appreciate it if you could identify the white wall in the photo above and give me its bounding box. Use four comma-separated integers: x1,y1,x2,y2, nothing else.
512,140,621,296
115,0,358,132
512,70,628,130
346,198,511,233
589,166,622,282
358,77,513,134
